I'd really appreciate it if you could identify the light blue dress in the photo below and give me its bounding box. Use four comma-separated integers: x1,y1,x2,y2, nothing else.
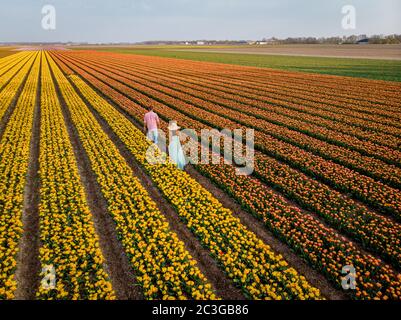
169,135,186,170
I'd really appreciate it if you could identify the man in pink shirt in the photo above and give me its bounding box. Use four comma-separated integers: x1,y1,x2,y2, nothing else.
144,106,160,144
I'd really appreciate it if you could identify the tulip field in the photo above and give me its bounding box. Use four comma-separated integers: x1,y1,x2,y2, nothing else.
0,49,400,300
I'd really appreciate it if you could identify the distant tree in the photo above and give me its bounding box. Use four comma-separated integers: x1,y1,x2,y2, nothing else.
259,34,401,45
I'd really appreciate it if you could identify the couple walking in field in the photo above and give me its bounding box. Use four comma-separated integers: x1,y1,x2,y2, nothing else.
144,106,186,170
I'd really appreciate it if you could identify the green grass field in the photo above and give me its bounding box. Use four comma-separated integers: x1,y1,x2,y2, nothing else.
80,47,401,82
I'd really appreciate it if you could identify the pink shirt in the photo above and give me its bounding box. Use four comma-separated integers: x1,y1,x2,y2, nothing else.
144,111,159,131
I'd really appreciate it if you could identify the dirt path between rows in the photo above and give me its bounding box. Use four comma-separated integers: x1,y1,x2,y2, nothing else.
69,77,246,300
49,58,143,300
14,55,42,300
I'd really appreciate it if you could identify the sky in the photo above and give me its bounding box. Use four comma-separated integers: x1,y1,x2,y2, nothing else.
0,0,400,43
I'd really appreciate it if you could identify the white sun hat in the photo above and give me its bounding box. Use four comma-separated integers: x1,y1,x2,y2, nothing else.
168,121,181,131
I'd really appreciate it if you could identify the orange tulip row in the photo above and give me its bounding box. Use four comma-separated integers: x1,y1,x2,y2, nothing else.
0,52,37,122
94,57,401,144
93,58,401,145
104,70,401,208
176,64,401,113
195,161,401,300
83,51,401,110
84,50,401,114
59,53,401,187
92,53,401,132
207,67,401,108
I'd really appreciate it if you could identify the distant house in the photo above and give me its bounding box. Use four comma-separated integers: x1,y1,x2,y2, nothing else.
356,38,369,44
197,41,205,45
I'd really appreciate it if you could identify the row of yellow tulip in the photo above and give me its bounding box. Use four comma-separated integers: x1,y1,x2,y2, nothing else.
0,51,32,81
0,53,22,76
36,54,115,299
0,52,29,72
54,53,401,269
0,52,41,299
0,53,37,121
66,61,323,300
47,53,217,300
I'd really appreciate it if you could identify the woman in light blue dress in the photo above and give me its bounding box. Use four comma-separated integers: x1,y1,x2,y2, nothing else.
168,121,186,170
